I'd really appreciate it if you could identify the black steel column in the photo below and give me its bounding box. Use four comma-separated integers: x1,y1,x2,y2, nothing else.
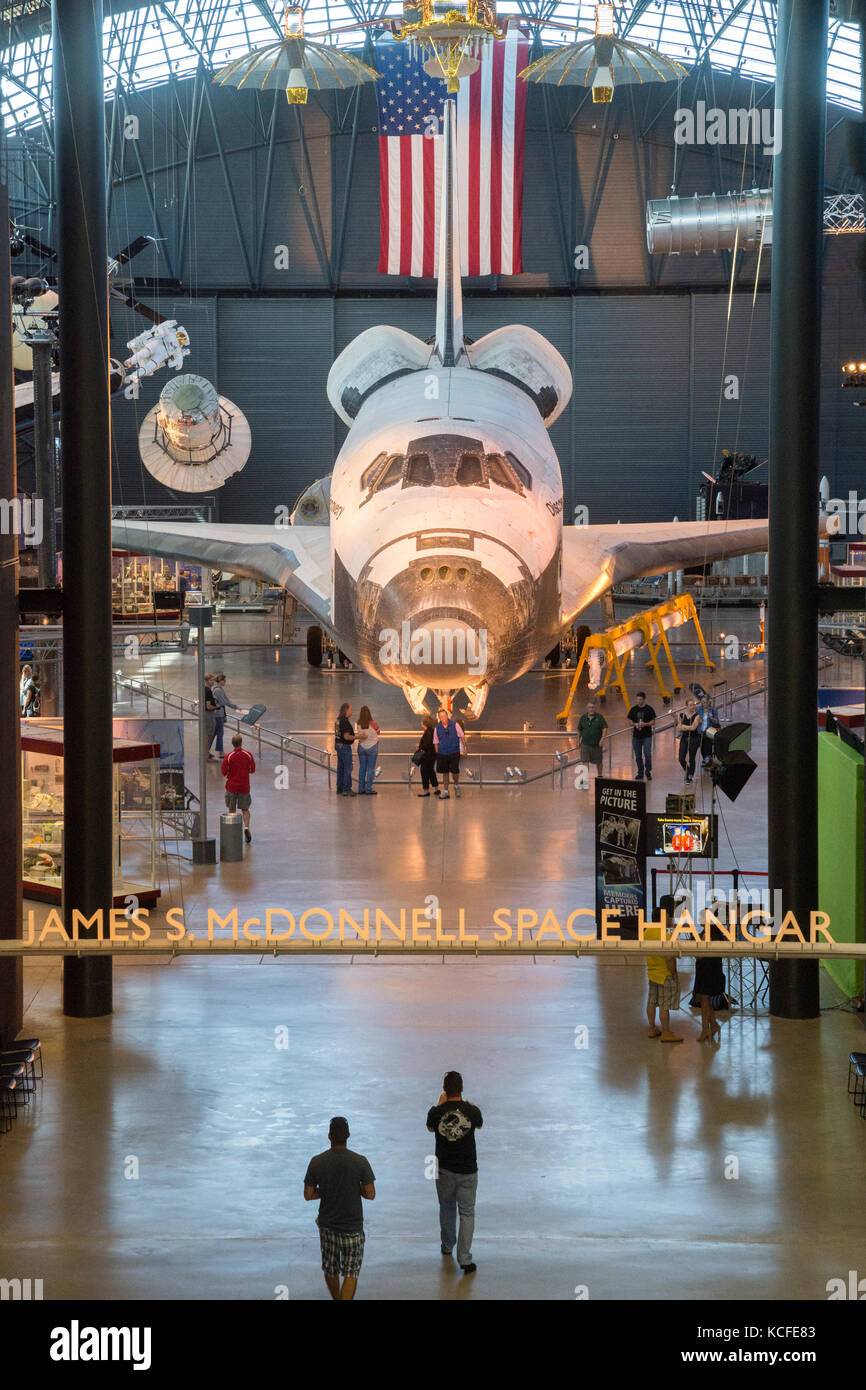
28,333,57,588
768,0,828,1019
54,0,113,1016
0,116,23,1048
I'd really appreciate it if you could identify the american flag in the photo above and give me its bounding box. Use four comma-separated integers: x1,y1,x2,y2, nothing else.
377,27,529,279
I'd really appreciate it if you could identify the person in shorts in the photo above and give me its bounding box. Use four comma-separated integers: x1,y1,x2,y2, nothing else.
577,700,607,775
645,895,684,1043
221,733,255,844
433,707,465,799
304,1116,376,1300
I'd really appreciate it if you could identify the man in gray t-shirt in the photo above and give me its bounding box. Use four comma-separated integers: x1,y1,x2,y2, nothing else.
304,1116,375,1300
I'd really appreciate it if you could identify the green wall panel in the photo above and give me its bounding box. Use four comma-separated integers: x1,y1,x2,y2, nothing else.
818,732,864,999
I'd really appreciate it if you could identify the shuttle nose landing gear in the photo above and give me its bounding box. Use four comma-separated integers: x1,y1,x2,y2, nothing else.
460,683,489,720
403,683,432,716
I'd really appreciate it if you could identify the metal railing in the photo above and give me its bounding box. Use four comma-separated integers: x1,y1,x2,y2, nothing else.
113,674,333,781
113,660,801,791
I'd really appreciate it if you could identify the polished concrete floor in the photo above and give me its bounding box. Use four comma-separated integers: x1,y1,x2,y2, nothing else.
3,615,864,1301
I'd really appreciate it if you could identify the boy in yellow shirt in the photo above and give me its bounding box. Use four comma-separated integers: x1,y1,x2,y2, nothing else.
645,895,683,1043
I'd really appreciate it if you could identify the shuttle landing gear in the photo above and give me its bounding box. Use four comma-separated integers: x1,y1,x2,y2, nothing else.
306,626,352,670
403,683,431,716
306,625,323,668
460,683,489,720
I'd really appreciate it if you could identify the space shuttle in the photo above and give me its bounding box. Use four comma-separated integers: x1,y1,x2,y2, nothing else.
111,99,769,717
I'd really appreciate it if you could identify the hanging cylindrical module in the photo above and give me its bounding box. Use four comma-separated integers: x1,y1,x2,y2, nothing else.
138,373,251,492
646,190,772,255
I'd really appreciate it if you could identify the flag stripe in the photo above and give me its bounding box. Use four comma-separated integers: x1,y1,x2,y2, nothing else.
510,31,527,274
488,33,505,277
378,136,390,275
423,131,436,276
467,64,482,276
399,136,413,276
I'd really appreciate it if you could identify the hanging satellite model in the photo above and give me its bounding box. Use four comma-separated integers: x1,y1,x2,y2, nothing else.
521,2,686,103
138,374,251,492
213,5,378,106
12,285,59,371
391,0,503,92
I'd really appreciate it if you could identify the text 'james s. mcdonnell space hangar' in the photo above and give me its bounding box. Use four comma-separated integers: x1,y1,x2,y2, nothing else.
0,0,865,1331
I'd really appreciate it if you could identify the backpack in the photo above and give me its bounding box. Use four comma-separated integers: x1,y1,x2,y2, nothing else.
23,678,40,715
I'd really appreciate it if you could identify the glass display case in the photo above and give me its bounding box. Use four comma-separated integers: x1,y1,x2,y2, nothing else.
22,720,162,906
110,553,202,621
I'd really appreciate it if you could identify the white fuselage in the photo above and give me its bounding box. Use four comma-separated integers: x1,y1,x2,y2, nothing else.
329,364,564,692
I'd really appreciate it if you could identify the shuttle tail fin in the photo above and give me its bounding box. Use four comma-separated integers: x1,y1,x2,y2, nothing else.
434,98,465,368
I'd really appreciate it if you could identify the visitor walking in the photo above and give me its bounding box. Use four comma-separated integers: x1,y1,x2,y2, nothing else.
221,732,255,844
627,690,656,781
426,1071,483,1274
304,1117,376,1301
577,700,607,776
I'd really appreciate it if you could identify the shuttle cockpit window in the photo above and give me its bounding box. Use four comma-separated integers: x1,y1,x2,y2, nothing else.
406,452,434,485
360,438,531,502
486,453,523,493
377,455,405,491
456,452,485,486
504,452,532,490
360,452,389,491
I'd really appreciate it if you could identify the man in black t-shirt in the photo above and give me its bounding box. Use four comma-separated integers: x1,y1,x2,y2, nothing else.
334,701,356,796
627,690,657,781
426,1070,483,1274
304,1116,376,1299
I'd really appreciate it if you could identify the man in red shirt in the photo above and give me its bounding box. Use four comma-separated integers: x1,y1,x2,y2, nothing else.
222,733,256,844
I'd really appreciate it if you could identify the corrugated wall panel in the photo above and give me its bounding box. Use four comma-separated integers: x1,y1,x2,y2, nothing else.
571,296,691,521
690,293,770,503
257,102,333,289
216,298,334,522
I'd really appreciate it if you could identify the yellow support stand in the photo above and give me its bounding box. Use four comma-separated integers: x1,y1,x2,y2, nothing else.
557,593,716,720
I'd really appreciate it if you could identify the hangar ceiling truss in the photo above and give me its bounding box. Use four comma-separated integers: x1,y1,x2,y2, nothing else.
0,0,862,140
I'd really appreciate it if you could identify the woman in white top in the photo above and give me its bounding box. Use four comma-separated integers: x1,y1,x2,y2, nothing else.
355,705,381,795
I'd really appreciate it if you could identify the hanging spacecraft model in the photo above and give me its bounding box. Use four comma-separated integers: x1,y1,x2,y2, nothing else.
137,373,252,492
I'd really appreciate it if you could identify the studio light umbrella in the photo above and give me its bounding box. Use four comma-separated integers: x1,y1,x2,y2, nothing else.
213,5,378,106
521,2,687,104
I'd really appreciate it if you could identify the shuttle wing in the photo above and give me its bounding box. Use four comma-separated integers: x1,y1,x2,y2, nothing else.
560,518,769,625
110,520,333,627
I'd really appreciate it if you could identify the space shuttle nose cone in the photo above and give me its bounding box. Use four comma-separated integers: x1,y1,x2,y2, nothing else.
398,616,491,685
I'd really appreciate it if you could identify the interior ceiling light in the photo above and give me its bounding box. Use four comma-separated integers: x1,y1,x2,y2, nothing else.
521,1,687,104
138,373,251,493
213,5,378,106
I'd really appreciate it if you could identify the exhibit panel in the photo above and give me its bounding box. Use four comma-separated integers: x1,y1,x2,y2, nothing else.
21,722,161,907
